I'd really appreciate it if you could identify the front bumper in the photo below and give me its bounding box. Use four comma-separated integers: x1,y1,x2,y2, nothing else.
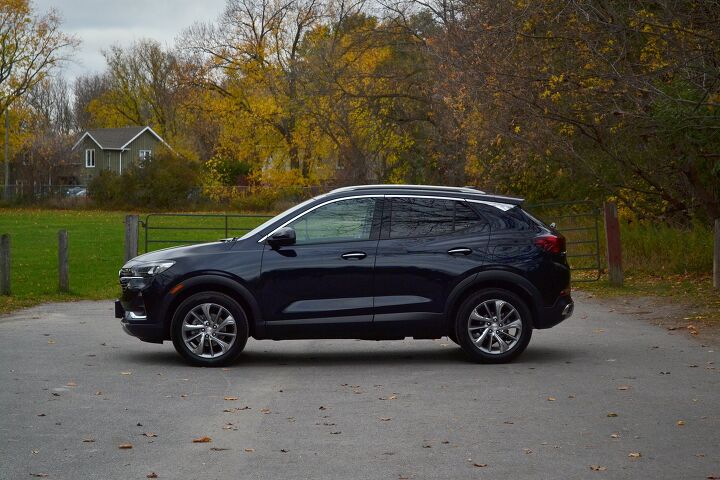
115,295,165,344
534,294,574,329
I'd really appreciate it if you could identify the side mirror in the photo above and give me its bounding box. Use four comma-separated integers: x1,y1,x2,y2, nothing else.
267,227,296,249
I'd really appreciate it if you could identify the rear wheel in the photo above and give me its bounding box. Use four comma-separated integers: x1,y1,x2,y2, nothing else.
455,289,532,363
171,292,249,367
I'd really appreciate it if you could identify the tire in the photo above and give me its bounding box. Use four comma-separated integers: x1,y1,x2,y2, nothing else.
455,288,532,364
170,292,249,367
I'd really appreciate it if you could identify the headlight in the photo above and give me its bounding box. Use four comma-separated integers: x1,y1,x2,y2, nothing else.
120,261,175,277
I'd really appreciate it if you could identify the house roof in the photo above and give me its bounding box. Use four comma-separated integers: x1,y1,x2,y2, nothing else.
72,126,167,151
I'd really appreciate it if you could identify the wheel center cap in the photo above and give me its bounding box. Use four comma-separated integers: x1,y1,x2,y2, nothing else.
491,323,498,330
205,327,213,334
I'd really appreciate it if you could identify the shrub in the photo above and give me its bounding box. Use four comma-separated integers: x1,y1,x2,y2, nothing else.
88,148,199,210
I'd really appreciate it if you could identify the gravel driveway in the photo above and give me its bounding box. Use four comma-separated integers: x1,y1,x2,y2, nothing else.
0,293,718,479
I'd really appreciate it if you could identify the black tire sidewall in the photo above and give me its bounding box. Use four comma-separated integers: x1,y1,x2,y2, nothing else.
171,292,249,367
455,289,532,363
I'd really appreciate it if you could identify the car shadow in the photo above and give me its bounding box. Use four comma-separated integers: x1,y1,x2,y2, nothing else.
118,342,582,368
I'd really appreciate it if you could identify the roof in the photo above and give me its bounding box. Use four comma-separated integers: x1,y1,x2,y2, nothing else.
330,184,486,195
71,126,166,151
327,184,524,205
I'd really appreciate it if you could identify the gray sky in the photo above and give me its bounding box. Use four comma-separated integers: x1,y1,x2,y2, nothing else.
35,0,228,82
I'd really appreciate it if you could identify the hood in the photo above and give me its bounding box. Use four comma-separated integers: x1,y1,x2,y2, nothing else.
126,241,230,265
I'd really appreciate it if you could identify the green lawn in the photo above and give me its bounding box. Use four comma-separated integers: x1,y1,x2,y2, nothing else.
0,209,271,313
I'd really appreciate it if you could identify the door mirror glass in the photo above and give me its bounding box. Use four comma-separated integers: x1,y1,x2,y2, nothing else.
267,227,296,248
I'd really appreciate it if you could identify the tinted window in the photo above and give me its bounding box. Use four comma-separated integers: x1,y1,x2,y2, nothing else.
471,203,538,232
389,198,486,239
289,197,377,244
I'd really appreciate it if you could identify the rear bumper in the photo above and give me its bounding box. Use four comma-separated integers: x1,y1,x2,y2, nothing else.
534,294,574,329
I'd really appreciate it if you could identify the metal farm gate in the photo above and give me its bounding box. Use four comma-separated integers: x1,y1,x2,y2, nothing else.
526,201,602,282
141,213,273,253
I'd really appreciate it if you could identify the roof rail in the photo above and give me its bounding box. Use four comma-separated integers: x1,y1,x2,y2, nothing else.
329,184,487,195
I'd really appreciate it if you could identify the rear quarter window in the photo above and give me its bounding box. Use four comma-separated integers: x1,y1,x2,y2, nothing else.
469,204,539,232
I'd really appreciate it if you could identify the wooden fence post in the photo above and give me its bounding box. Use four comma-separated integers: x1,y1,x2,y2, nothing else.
58,230,69,293
125,214,139,262
604,201,623,287
0,234,9,295
714,219,719,289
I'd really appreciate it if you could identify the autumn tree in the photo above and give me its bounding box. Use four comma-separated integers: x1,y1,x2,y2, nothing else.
0,0,77,115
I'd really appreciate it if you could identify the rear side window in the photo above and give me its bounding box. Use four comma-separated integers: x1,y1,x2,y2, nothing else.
470,203,539,232
388,198,486,239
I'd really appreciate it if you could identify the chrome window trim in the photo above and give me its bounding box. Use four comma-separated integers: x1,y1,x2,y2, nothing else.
466,199,515,211
257,194,511,243
257,194,383,243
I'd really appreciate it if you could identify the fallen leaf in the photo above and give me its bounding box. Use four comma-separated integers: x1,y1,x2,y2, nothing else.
147,473,158,479
503,421,514,424
224,396,238,401
118,443,133,449
380,417,392,421
523,448,533,454
244,448,255,452
142,432,157,438
192,436,212,443
610,433,620,439
617,385,630,391
441,440,450,444
82,438,95,443
422,444,432,448
29,474,49,478
568,394,576,399
260,408,271,414
677,420,685,426
318,405,327,410
547,397,556,401
330,431,341,435
473,463,488,468
628,452,641,458
590,465,607,471
47,339,56,344
210,447,230,451
66,381,77,387
280,449,289,453
31,449,39,454
379,395,397,400
607,412,618,417
51,392,60,397
95,391,102,396
37,413,46,417
120,372,132,376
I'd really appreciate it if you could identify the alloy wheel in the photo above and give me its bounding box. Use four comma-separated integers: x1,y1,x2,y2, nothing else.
181,303,237,359
467,299,523,354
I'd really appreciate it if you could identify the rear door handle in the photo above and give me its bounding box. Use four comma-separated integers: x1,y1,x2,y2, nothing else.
341,251,367,260
447,247,472,256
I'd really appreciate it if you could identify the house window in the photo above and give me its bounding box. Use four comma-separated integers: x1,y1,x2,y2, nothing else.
139,150,152,161
85,149,96,168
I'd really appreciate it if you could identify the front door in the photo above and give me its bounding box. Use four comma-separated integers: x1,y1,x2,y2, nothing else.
259,196,382,339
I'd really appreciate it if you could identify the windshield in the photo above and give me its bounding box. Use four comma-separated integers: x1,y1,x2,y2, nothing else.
239,195,324,240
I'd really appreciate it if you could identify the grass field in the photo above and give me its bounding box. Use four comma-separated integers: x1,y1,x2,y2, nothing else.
0,209,271,313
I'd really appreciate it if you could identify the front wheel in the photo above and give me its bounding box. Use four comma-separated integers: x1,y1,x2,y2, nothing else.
170,292,249,367
455,289,532,363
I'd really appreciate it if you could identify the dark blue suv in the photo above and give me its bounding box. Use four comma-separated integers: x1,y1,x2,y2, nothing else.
116,185,573,366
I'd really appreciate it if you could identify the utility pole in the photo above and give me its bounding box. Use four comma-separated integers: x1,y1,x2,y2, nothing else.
4,109,9,200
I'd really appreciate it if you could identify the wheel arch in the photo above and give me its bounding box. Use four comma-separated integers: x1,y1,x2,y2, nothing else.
160,274,262,339
444,270,542,332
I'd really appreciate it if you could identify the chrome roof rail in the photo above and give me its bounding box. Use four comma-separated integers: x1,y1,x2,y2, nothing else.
329,184,487,195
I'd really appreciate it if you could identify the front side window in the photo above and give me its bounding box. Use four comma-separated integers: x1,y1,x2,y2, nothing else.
85,149,95,168
288,197,377,245
389,198,486,239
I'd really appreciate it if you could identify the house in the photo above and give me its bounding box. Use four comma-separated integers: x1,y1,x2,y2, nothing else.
71,126,169,184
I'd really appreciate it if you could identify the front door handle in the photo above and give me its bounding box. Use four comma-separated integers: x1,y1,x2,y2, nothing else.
341,251,367,260
447,247,472,256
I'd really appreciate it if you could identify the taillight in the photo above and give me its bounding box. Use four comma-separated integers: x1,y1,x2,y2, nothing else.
534,234,566,254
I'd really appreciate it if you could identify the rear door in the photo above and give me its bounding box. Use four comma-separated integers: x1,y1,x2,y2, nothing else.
259,196,382,338
372,196,491,336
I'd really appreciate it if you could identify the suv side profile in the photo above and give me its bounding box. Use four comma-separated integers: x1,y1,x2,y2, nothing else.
115,185,573,366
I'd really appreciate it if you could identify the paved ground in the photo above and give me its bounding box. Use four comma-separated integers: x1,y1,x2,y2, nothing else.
0,293,718,480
